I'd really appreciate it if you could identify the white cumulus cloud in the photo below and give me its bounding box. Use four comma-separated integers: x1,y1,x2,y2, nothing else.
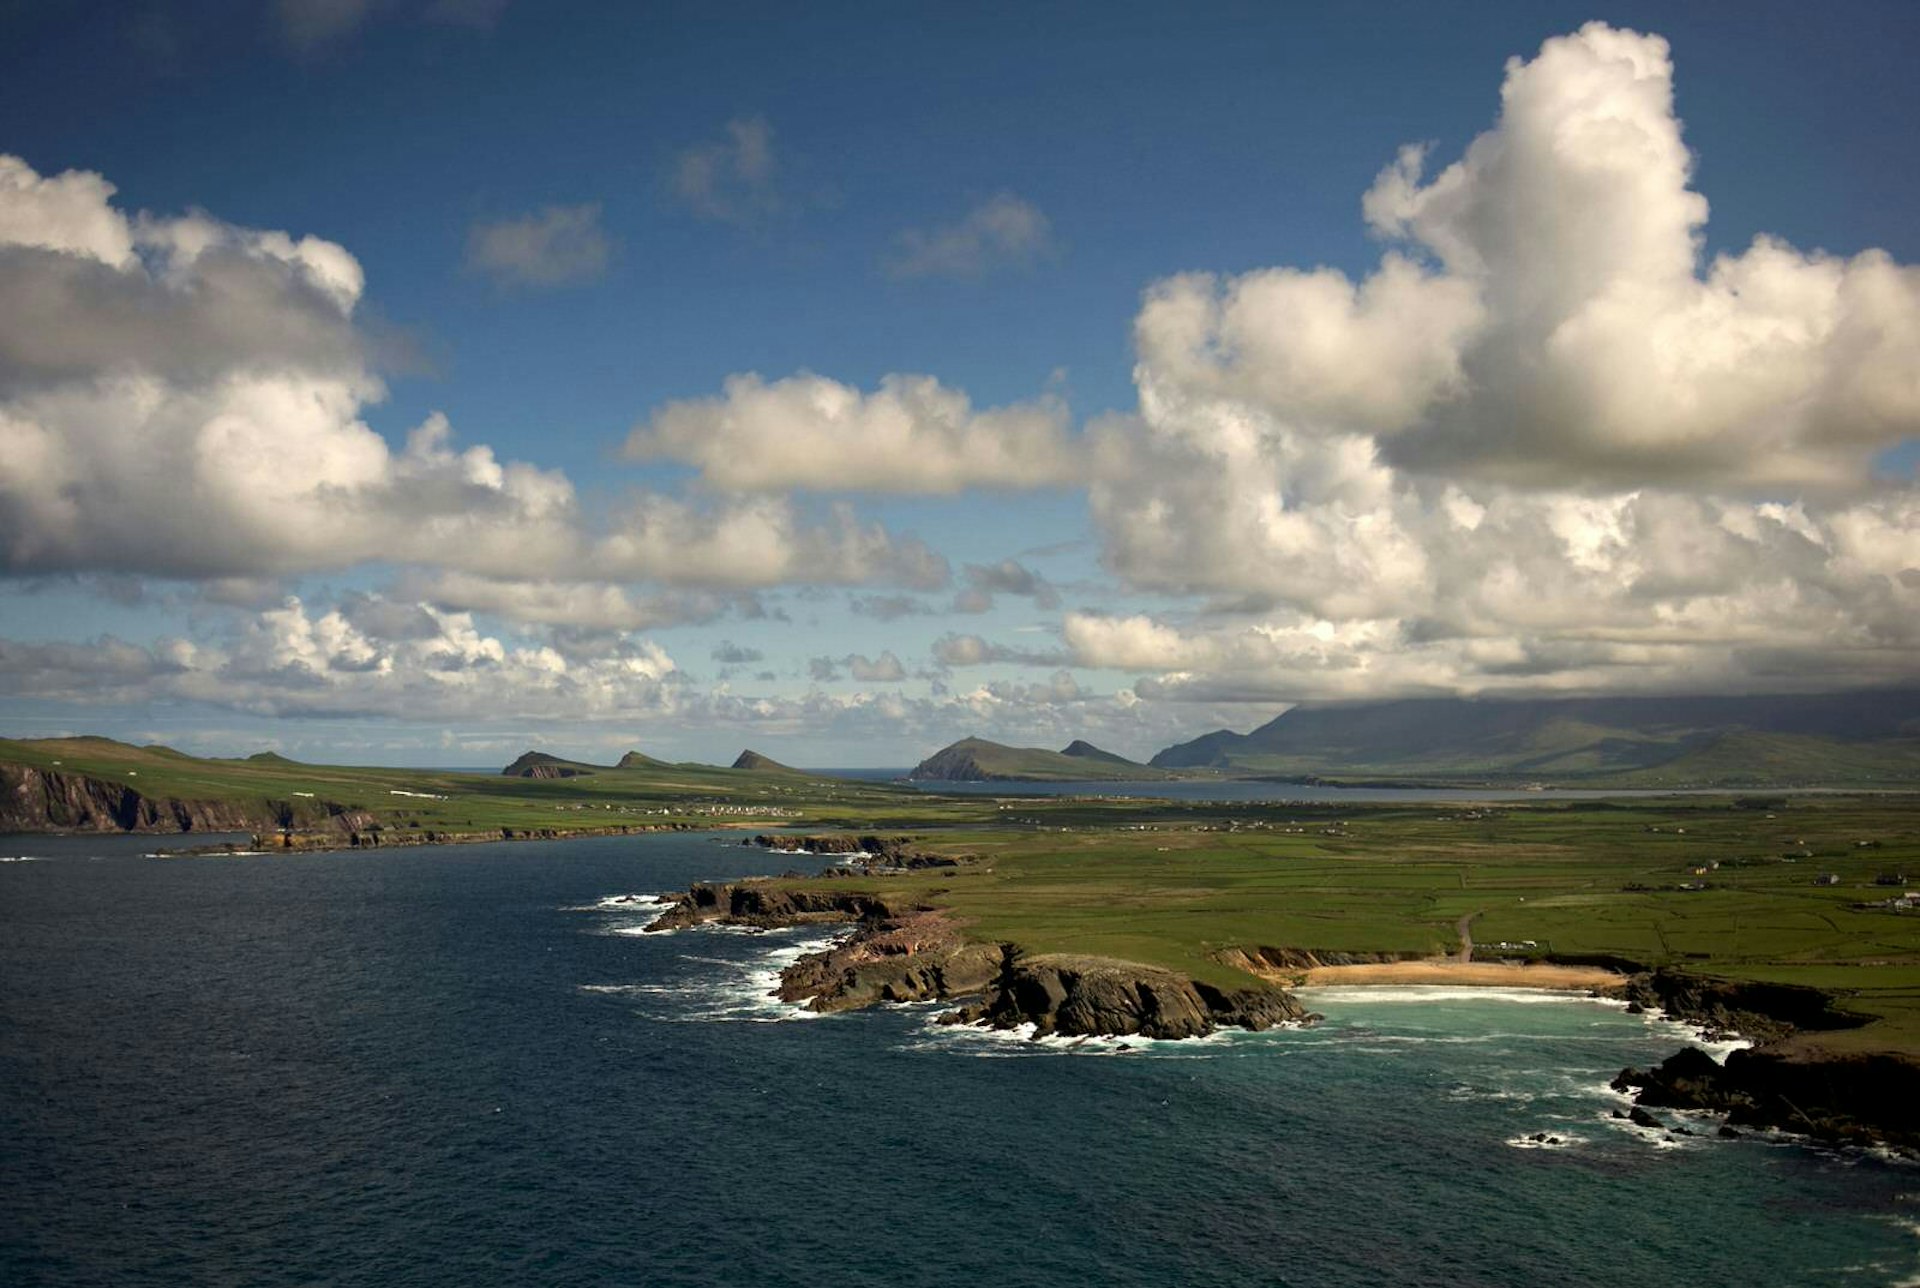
626,372,1079,493
1083,22,1920,702
0,156,946,615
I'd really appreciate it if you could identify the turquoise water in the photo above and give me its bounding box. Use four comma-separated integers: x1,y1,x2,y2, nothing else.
4,832,1917,1286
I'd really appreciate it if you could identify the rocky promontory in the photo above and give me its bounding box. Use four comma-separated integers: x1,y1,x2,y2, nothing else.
1610,968,1920,1150
644,876,1313,1039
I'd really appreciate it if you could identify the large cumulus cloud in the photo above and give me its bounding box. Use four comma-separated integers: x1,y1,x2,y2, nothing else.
0,156,944,605
1083,23,1920,701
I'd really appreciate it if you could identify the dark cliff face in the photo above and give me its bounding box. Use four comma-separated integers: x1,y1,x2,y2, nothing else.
1616,1041,1920,1149
0,765,261,834
1612,968,1915,1148
944,951,1312,1040
1620,968,1865,1043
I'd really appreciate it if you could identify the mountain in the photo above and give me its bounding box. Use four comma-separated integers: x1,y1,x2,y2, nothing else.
1150,690,1920,786
1059,740,1139,767
910,737,1171,782
501,751,599,778
615,751,668,770
732,749,800,773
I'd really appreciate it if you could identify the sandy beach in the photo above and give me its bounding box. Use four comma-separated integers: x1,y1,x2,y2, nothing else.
1291,961,1625,990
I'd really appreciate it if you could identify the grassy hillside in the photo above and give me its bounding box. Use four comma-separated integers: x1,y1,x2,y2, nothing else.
909,736,1178,782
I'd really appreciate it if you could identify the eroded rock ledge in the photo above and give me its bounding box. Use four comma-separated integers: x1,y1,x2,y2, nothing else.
942,950,1314,1041
1611,968,1920,1150
749,834,960,870
644,879,1312,1039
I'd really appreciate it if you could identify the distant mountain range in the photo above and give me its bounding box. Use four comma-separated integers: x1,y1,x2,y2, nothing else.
910,690,1920,787
502,748,805,778
907,737,1177,782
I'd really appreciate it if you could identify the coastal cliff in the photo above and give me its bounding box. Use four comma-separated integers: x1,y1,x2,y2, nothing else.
1,764,261,834
942,949,1312,1040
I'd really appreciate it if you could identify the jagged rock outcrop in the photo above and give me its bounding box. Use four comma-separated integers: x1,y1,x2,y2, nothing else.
643,881,893,932
777,911,1001,1012
750,833,959,869
0,764,262,834
1619,968,1864,1043
1610,967,1920,1149
1614,1040,1920,1149
942,950,1314,1040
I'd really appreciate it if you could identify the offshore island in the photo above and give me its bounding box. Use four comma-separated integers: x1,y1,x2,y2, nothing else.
6,687,1920,1150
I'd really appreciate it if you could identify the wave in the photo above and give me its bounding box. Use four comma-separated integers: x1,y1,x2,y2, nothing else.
582,925,848,1024
898,1012,1316,1059
1504,1132,1588,1150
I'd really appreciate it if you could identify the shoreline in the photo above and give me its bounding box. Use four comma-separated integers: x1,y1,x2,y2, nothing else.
642,854,1920,1152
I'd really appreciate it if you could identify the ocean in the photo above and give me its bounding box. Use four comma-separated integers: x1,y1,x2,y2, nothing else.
4,831,1916,1287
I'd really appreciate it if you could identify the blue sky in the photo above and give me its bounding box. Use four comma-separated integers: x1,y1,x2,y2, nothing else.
1,1,1916,766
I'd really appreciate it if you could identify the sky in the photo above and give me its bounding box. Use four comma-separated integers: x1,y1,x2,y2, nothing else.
0,0,1916,767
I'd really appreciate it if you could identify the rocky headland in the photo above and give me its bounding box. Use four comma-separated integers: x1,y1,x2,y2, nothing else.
645,876,1314,1039
1611,968,1920,1150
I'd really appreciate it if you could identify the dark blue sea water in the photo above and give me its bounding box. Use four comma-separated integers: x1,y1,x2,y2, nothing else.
4,832,1918,1287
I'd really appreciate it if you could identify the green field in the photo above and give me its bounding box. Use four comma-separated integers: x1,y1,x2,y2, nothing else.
770,795,1920,1047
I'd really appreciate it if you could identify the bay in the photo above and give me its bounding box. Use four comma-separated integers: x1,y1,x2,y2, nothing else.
3,832,1915,1287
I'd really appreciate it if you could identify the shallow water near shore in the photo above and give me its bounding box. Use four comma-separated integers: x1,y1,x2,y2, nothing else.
4,832,1918,1287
